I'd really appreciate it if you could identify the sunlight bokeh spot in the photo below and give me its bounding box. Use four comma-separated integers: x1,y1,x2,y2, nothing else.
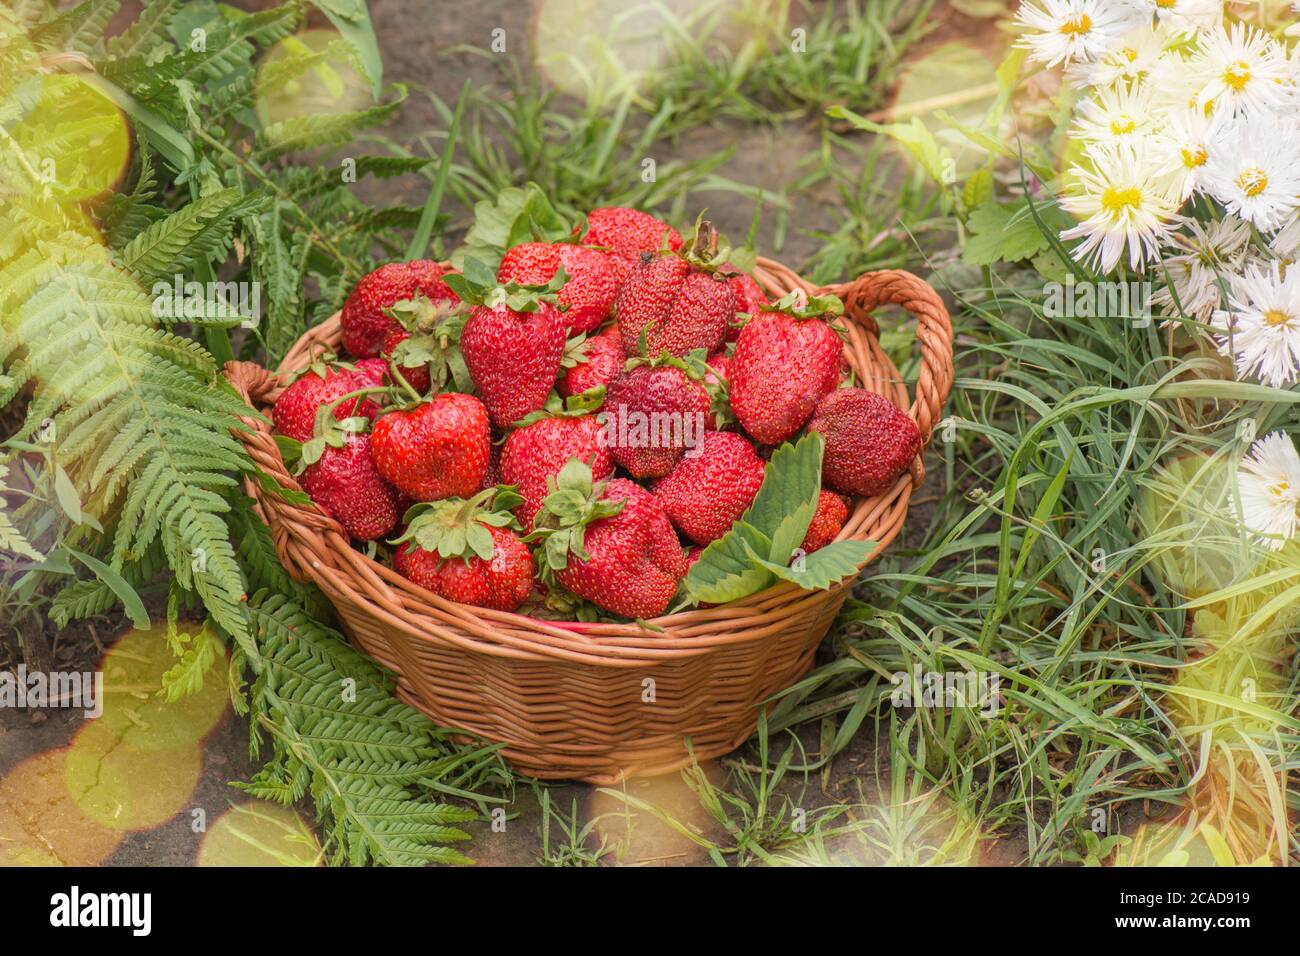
94,624,230,752
256,28,371,133
7,73,130,202
197,800,322,867
0,750,126,866
64,719,202,831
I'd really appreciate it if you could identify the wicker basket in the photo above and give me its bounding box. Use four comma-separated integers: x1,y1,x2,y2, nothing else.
223,260,953,783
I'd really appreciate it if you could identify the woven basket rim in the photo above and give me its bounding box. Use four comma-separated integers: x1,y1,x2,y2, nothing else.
224,257,954,660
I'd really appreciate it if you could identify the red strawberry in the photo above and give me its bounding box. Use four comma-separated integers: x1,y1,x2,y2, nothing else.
602,358,712,479
272,358,385,443
451,263,569,429
724,268,768,342
730,292,844,446
615,221,736,359
650,430,766,545
392,489,533,611
500,414,613,528
497,242,623,335
559,326,623,398
807,388,922,497
377,293,470,398
341,260,458,359
530,461,687,619
300,433,401,541
371,392,491,501
583,207,681,259
801,490,849,553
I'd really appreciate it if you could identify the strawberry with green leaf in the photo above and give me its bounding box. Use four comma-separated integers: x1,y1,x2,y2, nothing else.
371,390,492,502
378,292,471,396
528,459,686,620
614,219,738,359
500,396,614,529
392,487,533,611
271,354,386,443
730,290,844,446
498,241,624,335
294,400,401,542
340,260,459,359
602,350,717,479
452,257,571,429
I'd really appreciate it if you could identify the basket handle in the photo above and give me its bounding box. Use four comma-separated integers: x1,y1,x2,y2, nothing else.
822,269,954,447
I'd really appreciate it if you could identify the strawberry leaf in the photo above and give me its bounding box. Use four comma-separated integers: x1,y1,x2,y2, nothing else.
744,539,876,590
742,432,824,564
683,521,775,605
451,182,572,272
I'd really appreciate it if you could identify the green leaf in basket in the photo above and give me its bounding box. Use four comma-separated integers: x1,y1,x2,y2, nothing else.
743,538,876,591
741,432,824,564
683,520,775,605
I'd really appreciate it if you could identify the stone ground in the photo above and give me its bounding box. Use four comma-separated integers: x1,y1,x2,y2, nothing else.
0,0,1023,867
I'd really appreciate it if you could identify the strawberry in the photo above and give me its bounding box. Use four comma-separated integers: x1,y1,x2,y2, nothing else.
341,260,458,359
650,430,766,545
730,291,844,446
392,488,533,611
558,326,623,398
801,490,849,553
500,413,613,528
451,259,569,429
497,242,623,335
615,220,736,359
272,356,386,443
377,293,470,397
703,349,732,387
529,460,686,619
724,267,769,343
300,432,401,541
602,354,713,479
583,207,681,260
371,392,491,501
807,388,922,497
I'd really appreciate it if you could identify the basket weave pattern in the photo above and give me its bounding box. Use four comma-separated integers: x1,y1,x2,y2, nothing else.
224,260,953,783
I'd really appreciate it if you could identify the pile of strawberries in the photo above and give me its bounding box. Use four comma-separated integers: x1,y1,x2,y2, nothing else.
271,206,922,621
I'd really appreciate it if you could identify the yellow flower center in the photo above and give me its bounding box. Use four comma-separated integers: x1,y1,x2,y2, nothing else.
1181,145,1207,169
1224,60,1252,92
1236,167,1269,197
1101,186,1143,218
1268,480,1291,499
1111,115,1137,135
1264,309,1292,327
1155,0,1177,8
1122,47,1138,63
1059,13,1092,36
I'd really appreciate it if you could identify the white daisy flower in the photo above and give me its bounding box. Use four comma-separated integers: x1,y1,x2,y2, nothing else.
1187,22,1291,117
1073,81,1158,146
1065,23,1170,88
1212,259,1300,388
1122,0,1223,35
1151,216,1251,321
1201,114,1300,233
1060,141,1183,273
1148,50,1216,118
1015,1,1142,69
1150,107,1224,201
1236,431,1300,551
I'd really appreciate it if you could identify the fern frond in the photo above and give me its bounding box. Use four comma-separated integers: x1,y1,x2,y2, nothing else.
103,0,181,59
238,592,503,866
256,87,405,159
118,187,266,283
3,231,255,647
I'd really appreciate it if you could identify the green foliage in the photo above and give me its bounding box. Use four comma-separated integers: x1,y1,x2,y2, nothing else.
237,591,509,866
686,434,875,604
